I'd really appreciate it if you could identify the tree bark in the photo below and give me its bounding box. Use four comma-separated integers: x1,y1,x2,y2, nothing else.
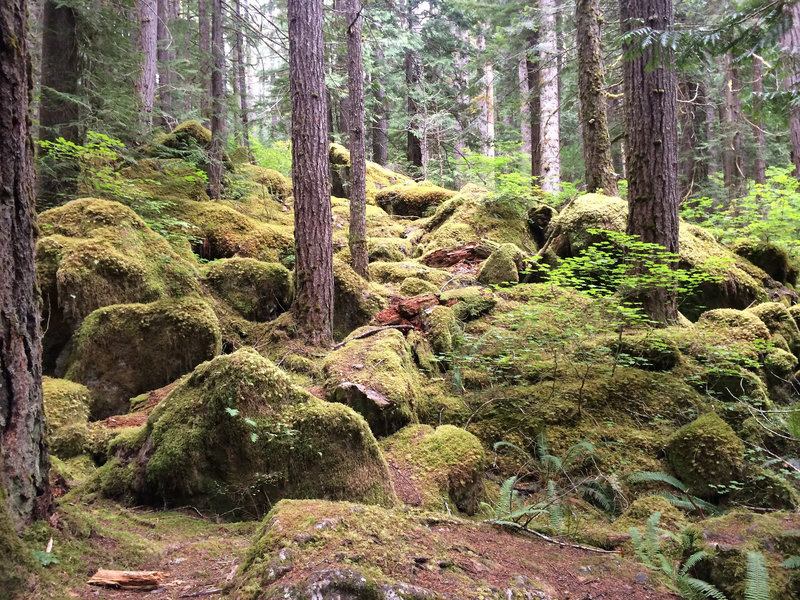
677,79,709,200
157,0,175,129
39,1,79,142
721,53,746,199
782,0,800,177
620,0,680,323
575,0,617,194
136,0,158,131
235,0,252,156
752,57,767,185
371,47,389,165
405,1,425,174
539,0,561,192
208,0,226,199
0,0,52,529
198,0,211,123
346,0,369,279
519,56,532,159
289,0,334,347
477,34,495,159
528,31,543,180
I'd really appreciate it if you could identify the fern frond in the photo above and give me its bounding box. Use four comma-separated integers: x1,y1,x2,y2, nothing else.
648,491,719,515
628,471,689,492
744,551,770,600
680,550,709,576
498,476,517,514
781,555,800,569
493,440,531,460
581,482,614,513
535,430,550,462
680,577,729,600
547,480,564,533
561,441,595,469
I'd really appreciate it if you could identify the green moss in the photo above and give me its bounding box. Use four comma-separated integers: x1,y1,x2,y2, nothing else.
333,258,388,340
733,239,797,285
423,305,461,356
120,158,210,201
476,243,525,285
328,143,412,202
381,424,486,514
42,377,91,459
747,302,800,354
375,182,455,217
547,194,628,255
239,164,292,201
203,258,292,322
66,297,222,418
398,276,439,297
613,496,687,532
367,237,411,262
96,348,395,515
324,328,421,436
369,261,451,287
0,484,37,598
440,286,496,321
666,412,745,499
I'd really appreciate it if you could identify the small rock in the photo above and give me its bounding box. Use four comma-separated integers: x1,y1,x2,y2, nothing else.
635,572,648,584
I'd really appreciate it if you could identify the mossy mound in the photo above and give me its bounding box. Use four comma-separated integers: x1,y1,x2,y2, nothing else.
239,164,292,201
733,239,798,285
440,286,496,321
369,261,451,287
422,305,461,356
747,302,800,354
203,258,292,322
398,276,440,297
367,237,412,262
42,377,91,459
120,158,210,202
66,297,222,418
148,120,213,167
0,485,37,598
94,349,395,515
381,425,486,514
547,194,628,255
666,412,745,499
614,496,687,532
328,143,413,201
476,243,525,285
418,185,534,255
375,182,455,217
333,258,388,340
323,329,421,436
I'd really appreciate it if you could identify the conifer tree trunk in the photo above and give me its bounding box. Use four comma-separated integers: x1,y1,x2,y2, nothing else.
782,0,800,177
539,0,561,192
405,0,425,174
346,0,369,279
721,53,746,199
477,34,496,159
576,0,617,194
235,0,251,156
289,0,334,346
752,57,767,185
39,0,79,143
519,56,532,159
678,79,709,199
0,0,52,529
371,47,389,166
157,0,175,129
208,0,226,199
528,31,543,180
198,0,211,123
620,0,679,324
136,0,158,131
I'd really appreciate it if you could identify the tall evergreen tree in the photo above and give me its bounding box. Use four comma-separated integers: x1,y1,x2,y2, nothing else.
539,0,561,192
209,0,226,199
135,0,158,130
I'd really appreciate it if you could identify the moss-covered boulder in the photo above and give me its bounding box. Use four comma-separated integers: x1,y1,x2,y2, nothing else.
0,484,37,598
440,286,496,321
423,305,461,356
369,261,451,287
547,194,628,256
239,164,292,201
666,412,745,499
733,239,798,286
203,258,292,322
42,377,91,459
66,297,222,418
747,302,800,354
375,182,455,217
323,329,420,436
328,143,413,201
399,276,440,297
381,425,486,514
476,243,525,285
95,349,395,514
333,258,388,339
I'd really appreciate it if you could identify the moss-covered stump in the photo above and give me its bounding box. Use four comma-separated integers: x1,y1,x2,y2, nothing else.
0,484,37,598
375,182,455,217
42,377,91,459
333,259,388,340
440,286,497,321
476,243,525,285
666,412,745,499
323,329,421,436
381,425,486,514
94,349,395,515
747,302,800,354
203,258,292,322
66,297,222,418
239,164,292,201
733,239,798,286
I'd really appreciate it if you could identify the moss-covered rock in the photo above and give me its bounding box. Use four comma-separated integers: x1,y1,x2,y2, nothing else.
328,143,413,202
66,297,222,418
666,412,745,499
381,425,486,514
614,496,687,532
0,483,37,598
333,258,388,340
398,276,440,297
375,182,455,217
369,261,451,287
440,286,496,321
423,305,461,357
203,258,292,322
239,164,292,201
747,302,800,354
733,239,798,285
476,243,525,285
42,377,91,459
547,194,628,256
367,237,412,262
94,349,395,514
324,329,421,436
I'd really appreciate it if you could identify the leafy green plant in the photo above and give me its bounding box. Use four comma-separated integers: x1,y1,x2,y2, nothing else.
32,550,59,567
744,551,770,600
628,471,719,516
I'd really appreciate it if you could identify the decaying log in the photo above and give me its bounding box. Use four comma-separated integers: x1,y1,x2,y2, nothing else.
87,569,169,590
421,241,494,268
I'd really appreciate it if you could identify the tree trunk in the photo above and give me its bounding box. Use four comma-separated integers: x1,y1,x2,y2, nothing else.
782,0,800,177
477,34,495,159
136,0,158,131
519,56,532,159
405,1,425,174
0,0,52,529
677,79,709,200
346,0,369,279
371,47,389,165
528,31,542,180
752,57,767,185
539,0,561,192
620,0,680,324
289,0,334,347
39,1,79,142
157,0,175,129
208,0,226,199
575,0,617,194
721,53,746,199
235,0,252,156
198,0,211,123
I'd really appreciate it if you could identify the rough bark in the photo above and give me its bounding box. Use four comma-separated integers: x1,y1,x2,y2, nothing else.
0,0,52,529
528,31,543,180
136,0,158,131
289,0,335,346
677,79,710,200
576,0,617,194
371,47,389,165
782,0,800,177
539,0,561,192
405,1,425,173
620,0,680,323
198,0,211,123
157,0,175,129
752,57,767,185
235,0,251,156
39,0,79,142
519,56,532,158
346,0,369,279
721,53,746,199
477,34,495,159
208,0,226,199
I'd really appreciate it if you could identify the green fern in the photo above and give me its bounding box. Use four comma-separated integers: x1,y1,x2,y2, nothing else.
628,471,719,515
629,470,689,492
744,552,770,600
781,555,800,569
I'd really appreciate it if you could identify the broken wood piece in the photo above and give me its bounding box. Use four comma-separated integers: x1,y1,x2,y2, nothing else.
87,569,169,590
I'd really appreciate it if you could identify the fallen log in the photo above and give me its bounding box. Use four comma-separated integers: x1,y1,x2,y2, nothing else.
421,241,494,268
87,569,169,590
